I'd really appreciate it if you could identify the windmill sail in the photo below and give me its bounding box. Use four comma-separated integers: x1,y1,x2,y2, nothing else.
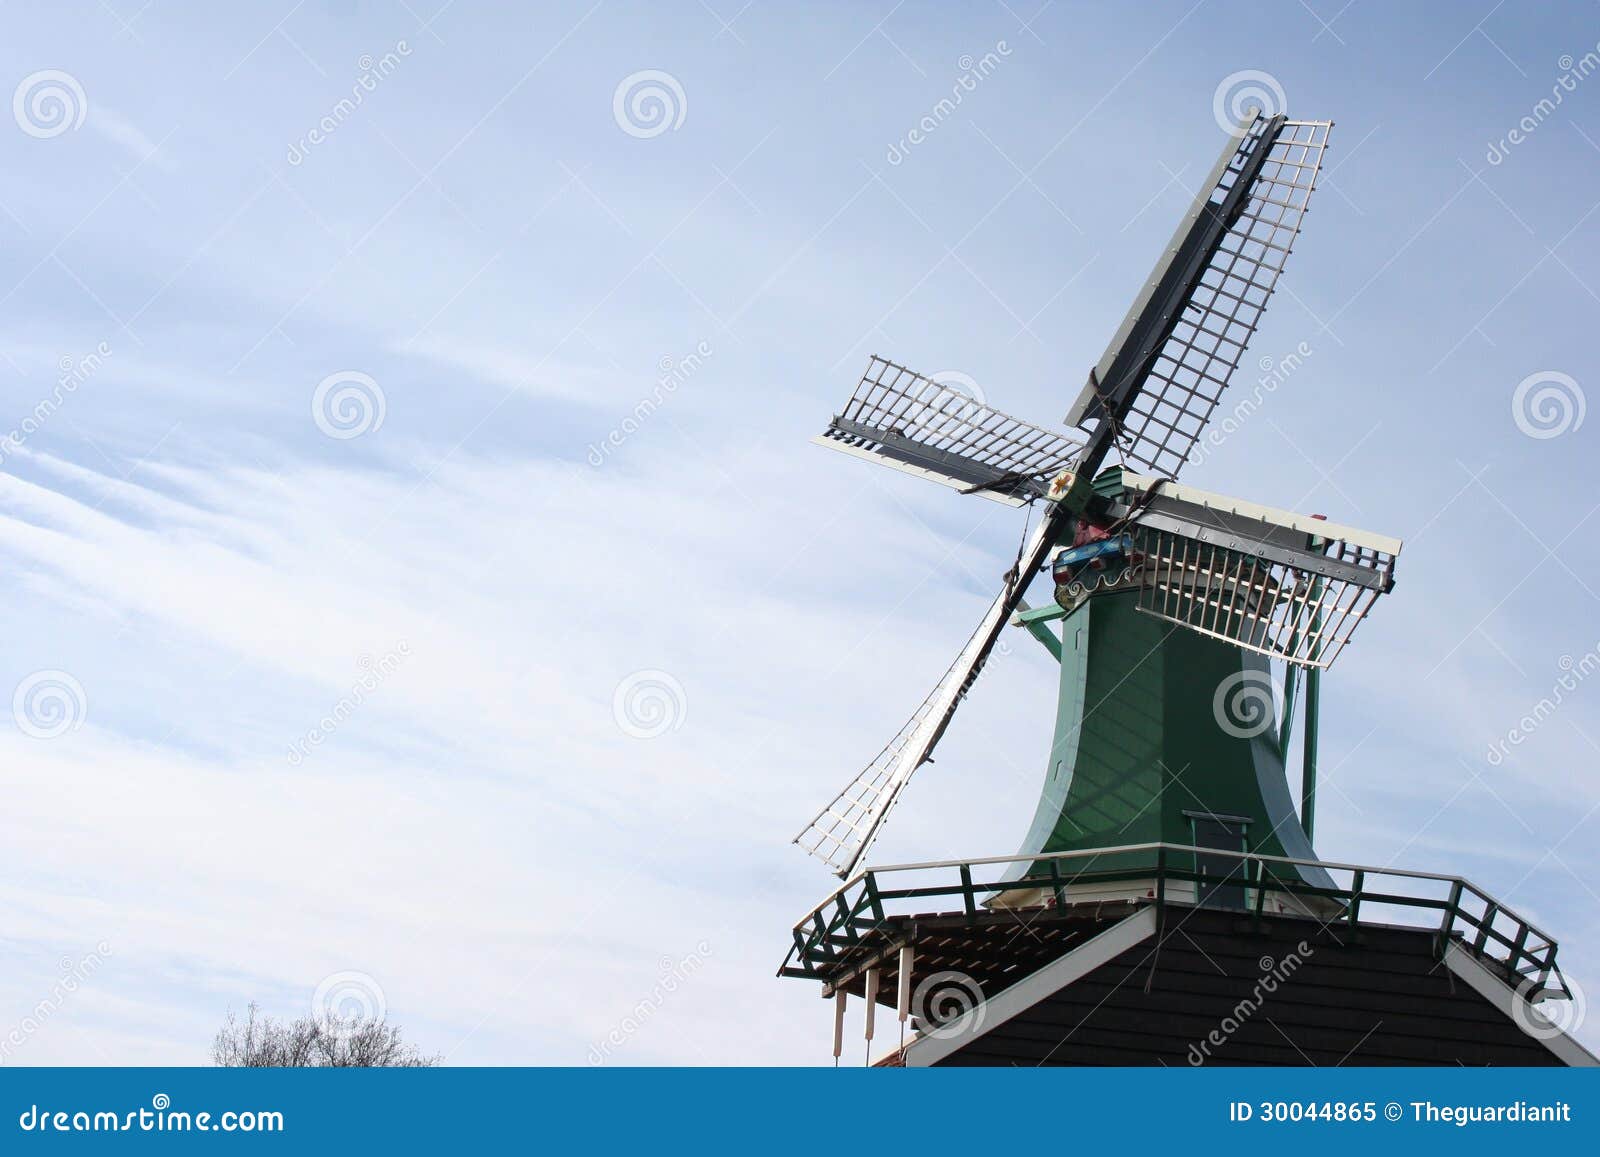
1107,473,1401,669
795,516,1059,877
815,357,1084,506
1067,114,1332,479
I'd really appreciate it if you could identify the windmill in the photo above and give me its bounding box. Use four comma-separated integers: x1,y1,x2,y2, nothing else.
795,111,1391,882
783,110,1590,1068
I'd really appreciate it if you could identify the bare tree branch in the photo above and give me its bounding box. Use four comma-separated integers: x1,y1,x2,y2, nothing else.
213,1003,440,1067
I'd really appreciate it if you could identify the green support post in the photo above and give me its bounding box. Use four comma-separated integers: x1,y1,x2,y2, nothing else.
1301,667,1319,841
1300,571,1325,842
1278,663,1298,764
1013,600,1066,663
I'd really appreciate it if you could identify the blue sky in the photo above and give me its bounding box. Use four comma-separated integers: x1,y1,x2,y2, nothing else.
1,0,1598,1064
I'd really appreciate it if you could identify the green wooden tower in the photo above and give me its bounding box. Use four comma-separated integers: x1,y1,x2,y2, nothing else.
992,464,1392,908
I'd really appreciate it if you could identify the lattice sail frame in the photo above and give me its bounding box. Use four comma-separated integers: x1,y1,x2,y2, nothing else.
815,357,1085,505
796,517,1059,876
792,637,969,871
1113,476,1400,670
1095,119,1332,478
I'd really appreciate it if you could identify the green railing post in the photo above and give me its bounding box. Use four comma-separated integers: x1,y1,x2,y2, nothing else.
1475,904,1498,953
1508,923,1529,974
1443,881,1462,931
1154,846,1166,921
1048,858,1066,910
1252,857,1268,931
836,894,856,946
1347,869,1364,928
959,864,976,917
809,912,830,962
1439,880,1463,958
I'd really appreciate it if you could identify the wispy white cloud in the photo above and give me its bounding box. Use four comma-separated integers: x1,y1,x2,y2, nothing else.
401,336,628,405
0,434,1053,1062
88,107,176,173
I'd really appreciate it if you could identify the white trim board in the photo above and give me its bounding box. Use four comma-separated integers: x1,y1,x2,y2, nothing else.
1119,471,1403,556
1442,942,1598,1067
902,907,1158,1067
